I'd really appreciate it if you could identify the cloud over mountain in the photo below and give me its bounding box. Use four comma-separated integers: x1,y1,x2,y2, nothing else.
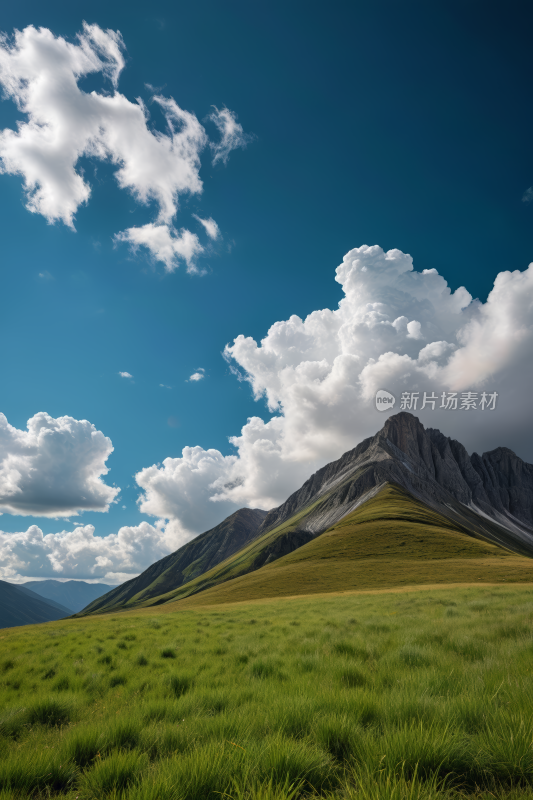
0,412,118,517
135,245,533,535
2,245,531,577
0,23,248,271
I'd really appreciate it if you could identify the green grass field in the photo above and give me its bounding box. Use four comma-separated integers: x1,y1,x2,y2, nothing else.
2,584,533,798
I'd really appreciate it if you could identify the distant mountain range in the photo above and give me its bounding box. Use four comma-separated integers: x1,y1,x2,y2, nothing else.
0,581,71,629
0,579,114,629
81,412,533,616
21,580,112,613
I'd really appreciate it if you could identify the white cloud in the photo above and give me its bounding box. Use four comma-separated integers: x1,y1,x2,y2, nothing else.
5,245,531,577
193,214,220,240
188,368,205,382
0,412,118,517
0,24,249,271
3,251,529,580
208,106,252,165
522,187,533,203
406,320,423,339
115,223,203,273
136,446,238,534
135,244,533,535
119,371,133,379
0,518,191,583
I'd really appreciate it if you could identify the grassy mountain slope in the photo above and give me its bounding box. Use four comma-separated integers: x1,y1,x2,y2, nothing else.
127,482,533,610
81,508,267,615
0,580,71,628
81,479,533,617
82,492,339,614
255,412,533,559
163,484,533,609
80,414,533,618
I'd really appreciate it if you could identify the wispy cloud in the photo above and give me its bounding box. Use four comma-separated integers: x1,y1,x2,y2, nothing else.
522,186,533,203
119,371,133,379
193,215,220,241
208,107,254,166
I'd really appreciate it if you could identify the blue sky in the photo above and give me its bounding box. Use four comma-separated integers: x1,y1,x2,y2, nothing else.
1,0,533,583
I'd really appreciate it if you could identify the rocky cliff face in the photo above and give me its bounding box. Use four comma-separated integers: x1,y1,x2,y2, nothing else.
257,412,533,555
470,447,533,524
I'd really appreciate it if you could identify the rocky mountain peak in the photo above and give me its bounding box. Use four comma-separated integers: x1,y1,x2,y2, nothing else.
257,411,533,555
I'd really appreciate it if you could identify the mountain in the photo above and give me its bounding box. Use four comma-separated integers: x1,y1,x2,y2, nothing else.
80,413,533,615
0,581,71,629
15,585,72,615
21,580,112,613
81,507,268,614
169,483,533,609
254,412,533,552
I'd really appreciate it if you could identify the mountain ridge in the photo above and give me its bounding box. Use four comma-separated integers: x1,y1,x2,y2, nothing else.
79,413,533,616
167,483,533,609
21,580,112,614
256,413,533,553
81,507,267,614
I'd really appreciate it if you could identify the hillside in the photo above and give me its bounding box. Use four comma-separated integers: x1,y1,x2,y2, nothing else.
82,507,267,614
79,413,533,616
169,484,533,609
0,581,72,628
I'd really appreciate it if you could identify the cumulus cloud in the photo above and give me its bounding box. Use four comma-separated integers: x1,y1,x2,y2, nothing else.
187,368,205,382
135,244,533,536
0,518,191,583
0,24,249,270
119,371,133,379
5,245,530,577
136,446,240,535
0,412,118,517
208,107,252,165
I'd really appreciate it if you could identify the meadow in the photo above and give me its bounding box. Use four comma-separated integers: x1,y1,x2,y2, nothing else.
1,585,533,799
